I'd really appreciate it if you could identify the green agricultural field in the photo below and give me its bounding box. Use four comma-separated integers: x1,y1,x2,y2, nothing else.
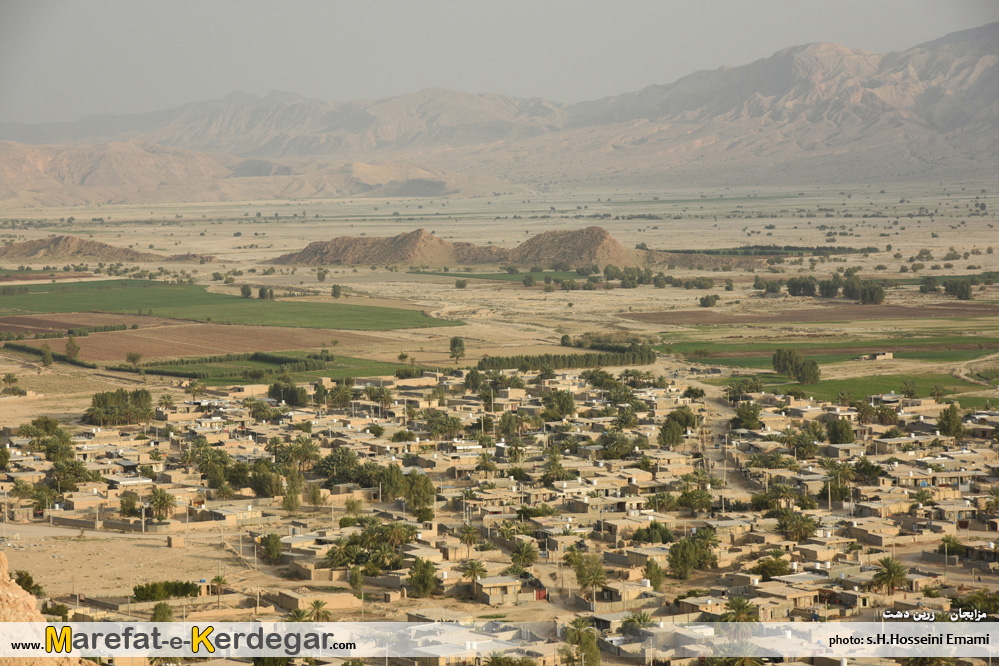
703,349,996,370
944,396,999,410
412,270,583,282
764,373,981,403
658,334,999,366
0,279,458,330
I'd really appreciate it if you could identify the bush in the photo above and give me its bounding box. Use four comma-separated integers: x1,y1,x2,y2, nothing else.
132,580,199,602
262,533,284,563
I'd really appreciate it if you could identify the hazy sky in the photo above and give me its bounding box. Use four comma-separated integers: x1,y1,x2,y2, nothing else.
0,0,995,124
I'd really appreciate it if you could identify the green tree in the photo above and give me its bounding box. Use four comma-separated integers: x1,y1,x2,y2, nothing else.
668,539,698,579
751,555,791,582
825,418,855,444
151,602,173,622
730,402,762,430
449,337,465,364
937,403,965,438
642,559,666,592
657,420,683,448
126,351,143,369
408,557,437,598
64,335,81,361
40,344,53,367
262,533,283,563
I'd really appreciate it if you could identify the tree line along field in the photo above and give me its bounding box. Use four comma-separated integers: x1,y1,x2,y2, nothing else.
0,279,459,330
411,270,583,282
118,351,420,386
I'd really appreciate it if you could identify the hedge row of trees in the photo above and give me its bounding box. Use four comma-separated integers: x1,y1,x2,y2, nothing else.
772,348,821,384
83,389,155,425
3,341,98,368
132,580,200,602
477,346,656,371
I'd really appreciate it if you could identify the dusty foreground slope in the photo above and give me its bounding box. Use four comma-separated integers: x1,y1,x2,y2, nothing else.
0,235,208,262
0,551,94,666
275,226,638,268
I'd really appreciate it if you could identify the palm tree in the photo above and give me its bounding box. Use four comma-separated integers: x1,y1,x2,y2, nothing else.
462,559,487,586
854,401,876,425
383,521,416,547
148,488,177,521
644,492,674,512
985,487,999,515
621,611,655,636
837,391,852,406
308,599,332,621
475,452,498,477
871,556,908,600
575,555,608,608
370,542,396,570
498,521,516,541
565,617,594,645
1,373,18,395
508,439,526,463
211,574,226,609
720,596,758,622
157,394,175,409
185,381,206,400
10,479,34,499
819,458,854,508
562,545,582,571
930,385,947,402
458,524,481,559
511,541,539,572
216,482,235,500
286,609,310,622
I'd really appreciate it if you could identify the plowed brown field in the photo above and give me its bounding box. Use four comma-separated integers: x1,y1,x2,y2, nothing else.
13,323,382,361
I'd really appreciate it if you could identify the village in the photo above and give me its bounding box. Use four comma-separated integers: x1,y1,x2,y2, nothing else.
3,353,999,666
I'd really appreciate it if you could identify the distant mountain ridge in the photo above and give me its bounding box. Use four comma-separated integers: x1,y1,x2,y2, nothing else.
275,226,637,268
0,23,995,204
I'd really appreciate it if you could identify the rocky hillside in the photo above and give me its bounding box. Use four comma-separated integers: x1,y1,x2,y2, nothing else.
0,235,210,262
0,23,995,200
0,552,94,666
275,226,638,268
510,226,635,268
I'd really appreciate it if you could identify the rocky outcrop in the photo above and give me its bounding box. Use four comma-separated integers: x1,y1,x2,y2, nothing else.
0,551,95,666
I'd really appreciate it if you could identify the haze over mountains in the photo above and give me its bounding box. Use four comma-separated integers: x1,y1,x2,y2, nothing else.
1,23,995,206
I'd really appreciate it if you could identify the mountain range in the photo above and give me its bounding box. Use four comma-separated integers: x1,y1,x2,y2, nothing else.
1,23,995,206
